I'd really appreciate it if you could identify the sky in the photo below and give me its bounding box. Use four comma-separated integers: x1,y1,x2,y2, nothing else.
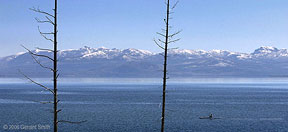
1,0,288,57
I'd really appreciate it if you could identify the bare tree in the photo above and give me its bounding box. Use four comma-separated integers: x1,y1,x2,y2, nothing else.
154,0,181,131
20,0,85,132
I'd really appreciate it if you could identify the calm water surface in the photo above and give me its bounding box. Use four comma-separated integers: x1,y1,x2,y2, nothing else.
0,78,288,132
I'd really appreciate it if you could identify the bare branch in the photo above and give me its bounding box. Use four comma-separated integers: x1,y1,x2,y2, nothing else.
56,73,60,79
154,39,165,50
56,109,62,113
45,16,55,25
168,30,182,38
171,0,179,10
21,45,54,61
35,17,50,23
168,38,181,44
29,52,54,71
35,17,54,25
57,120,87,124
41,32,54,35
38,26,54,42
158,39,166,44
18,70,54,94
30,7,55,18
156,32,166,38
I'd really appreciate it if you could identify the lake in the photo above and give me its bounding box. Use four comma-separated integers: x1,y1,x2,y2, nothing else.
0,78,288,132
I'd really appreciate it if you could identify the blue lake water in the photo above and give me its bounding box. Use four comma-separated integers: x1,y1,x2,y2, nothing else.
1,78,288,132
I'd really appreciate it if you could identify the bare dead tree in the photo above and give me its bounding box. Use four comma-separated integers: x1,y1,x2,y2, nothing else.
20,0,85,132
154,0,181,131
22,1,59,131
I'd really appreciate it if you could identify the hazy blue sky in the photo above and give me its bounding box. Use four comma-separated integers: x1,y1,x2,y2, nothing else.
1,0,288,56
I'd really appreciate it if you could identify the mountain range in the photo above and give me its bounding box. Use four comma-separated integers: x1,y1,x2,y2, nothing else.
1,46,288,78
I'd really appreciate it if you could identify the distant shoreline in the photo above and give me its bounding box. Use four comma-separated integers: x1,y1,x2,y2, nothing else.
1,77,288,84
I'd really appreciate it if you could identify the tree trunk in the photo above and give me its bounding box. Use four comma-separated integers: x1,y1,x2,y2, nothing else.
161,0,170,132
53,0,58,132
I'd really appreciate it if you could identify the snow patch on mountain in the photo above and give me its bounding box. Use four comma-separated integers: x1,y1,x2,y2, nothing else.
252,46,288,58
211,62,231,67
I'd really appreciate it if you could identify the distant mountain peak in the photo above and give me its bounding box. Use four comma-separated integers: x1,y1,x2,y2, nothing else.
122,48,153,55
260,46,277,50
253,46,279,54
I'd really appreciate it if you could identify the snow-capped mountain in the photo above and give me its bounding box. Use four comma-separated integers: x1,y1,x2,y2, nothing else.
1,46,288,77
55,46,153,61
